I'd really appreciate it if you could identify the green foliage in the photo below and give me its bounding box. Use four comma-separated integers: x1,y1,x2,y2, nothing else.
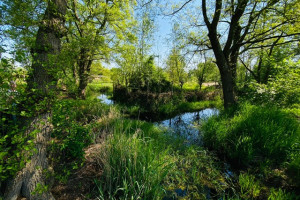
238,173,261,199
166,48,188,89
50,99,108,181
165,147,227,200
267,188,298,200
0,123,34,181
240,56,300,108
193,60,220,90
95,120,173,199
0,58,33,182
202,103,300,168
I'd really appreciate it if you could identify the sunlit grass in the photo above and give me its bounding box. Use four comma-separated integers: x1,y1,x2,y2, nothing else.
92,117,229,199
182,81,199,91
202,103,300,167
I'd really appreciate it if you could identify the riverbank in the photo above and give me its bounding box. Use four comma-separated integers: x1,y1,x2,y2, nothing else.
48,95,300,199
50,99,228,199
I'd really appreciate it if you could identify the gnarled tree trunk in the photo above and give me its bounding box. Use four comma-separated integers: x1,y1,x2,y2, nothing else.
27,0,67,96
4,0,67,199
4,113,54,200
77,51,92,99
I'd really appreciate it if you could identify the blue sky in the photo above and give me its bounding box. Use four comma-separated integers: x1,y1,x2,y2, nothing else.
151,15,173,68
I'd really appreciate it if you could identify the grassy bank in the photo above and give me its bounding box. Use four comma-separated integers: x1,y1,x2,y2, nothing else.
92,118,228,199
49,98,230,199
201,102,300,198
49,96,300,199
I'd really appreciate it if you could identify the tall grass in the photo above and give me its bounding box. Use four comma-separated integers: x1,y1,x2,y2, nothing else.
202,103,299,168
93,118,231,199
95,120,174,200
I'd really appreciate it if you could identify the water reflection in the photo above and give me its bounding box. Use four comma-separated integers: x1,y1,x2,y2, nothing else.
157,108,219,145
97,94,113,105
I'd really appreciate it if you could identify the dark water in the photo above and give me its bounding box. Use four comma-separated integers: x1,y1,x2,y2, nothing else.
97,93,219,145
157,108,219,145
97,94,114,105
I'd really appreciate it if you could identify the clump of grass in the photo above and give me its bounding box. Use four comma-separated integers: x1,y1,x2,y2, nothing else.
95,120,174,200
267,188,298,200
202,103,300,168
93,117,231,199
238,173,261,199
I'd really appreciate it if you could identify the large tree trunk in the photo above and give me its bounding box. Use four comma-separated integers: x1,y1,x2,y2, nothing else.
4,113,55,200
77,57,93,99
219,67,236,108
208,30,236,108
27,0,67,96
4,1,67,199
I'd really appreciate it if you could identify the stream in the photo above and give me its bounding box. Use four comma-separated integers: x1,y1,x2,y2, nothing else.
98,94,219,144
156,108,219,145
98,94,233,199
97,94,114,105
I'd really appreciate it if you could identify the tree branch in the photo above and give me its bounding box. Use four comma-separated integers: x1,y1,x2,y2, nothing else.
202,0,210,28
166,0,194,16
211,0,223,28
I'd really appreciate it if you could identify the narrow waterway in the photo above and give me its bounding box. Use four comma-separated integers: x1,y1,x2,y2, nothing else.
98,94,219,144
97,94,114,105
98,94,232,199
157,108,219,145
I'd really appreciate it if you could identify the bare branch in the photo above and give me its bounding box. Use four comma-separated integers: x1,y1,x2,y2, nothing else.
211,0,223,28
239,56,257,80
241,39,300,53
165,0,194,16
141,0,154,7
202,0,210,27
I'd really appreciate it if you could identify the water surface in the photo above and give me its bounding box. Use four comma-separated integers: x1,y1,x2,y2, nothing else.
97,94,114,105
157,108,219,145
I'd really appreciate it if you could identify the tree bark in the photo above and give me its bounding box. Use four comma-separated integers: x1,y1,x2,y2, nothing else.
27,0,67,96
4,1,67,199
77,54,93,99
207,29,236,108
4,113,55,200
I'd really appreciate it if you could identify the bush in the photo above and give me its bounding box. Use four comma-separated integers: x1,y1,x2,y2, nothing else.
50,99,107,181
0,120,33,182
202,103,300,168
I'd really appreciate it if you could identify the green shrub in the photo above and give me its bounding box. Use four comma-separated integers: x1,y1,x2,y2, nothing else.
50,99,107,181
202,103,300,168
0,122,34,181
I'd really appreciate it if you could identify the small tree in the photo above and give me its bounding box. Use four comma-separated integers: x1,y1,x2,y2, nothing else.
167,48,187,91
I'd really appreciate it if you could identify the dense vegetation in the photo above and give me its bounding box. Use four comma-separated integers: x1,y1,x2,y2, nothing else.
0,0,299,199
